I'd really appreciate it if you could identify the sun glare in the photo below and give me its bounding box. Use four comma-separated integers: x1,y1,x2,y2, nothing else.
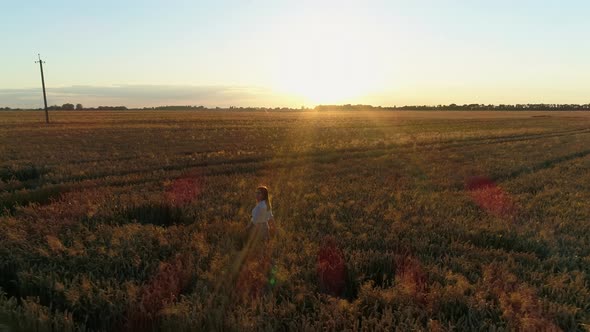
277,57,379,105
270,11,387,105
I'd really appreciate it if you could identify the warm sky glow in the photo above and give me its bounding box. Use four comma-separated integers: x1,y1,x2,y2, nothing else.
267,6,391,105
2,0,589,108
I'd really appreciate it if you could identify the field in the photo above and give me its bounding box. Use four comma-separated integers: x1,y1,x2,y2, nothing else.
1,110,590,331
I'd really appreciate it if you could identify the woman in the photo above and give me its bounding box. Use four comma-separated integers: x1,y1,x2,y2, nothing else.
237,186,275,298
247,185,274,244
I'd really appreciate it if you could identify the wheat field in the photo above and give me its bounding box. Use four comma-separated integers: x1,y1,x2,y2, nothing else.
1,110,589,331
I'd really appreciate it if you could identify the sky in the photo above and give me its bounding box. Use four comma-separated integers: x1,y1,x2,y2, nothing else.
1,0,589,108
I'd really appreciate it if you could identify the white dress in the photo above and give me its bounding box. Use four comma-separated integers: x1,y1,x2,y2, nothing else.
251,200,273,225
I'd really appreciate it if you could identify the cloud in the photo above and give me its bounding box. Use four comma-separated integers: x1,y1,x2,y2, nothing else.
0,85,301,108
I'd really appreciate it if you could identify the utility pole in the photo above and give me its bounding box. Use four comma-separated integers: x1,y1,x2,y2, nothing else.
35,54,49,123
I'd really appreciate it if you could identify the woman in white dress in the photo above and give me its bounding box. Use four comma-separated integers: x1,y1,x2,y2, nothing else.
247,185,274,243
237,186,275,298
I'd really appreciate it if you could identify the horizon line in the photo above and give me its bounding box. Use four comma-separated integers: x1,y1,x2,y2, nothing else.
3,103,590,111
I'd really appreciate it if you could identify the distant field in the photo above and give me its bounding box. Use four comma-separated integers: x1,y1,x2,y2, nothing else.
1,110,590,331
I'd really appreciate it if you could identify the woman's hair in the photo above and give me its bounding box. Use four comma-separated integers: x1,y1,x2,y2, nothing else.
257,185,271,211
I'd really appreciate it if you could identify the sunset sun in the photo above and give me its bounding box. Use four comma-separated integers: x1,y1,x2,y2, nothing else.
268,10,388,105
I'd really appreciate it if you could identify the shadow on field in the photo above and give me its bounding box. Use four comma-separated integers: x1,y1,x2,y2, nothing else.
500,148,590,181
0,185,65,215
0,164,49,182
122,203,188,226
318,237,415,301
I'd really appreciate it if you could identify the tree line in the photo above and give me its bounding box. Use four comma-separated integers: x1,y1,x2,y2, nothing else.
0,104,128,111
2,103,590,111
314,103,590,111
46,104,128,110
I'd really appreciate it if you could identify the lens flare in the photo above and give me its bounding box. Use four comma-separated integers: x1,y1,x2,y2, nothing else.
317,236,346,297
165,170,203,207
465,176,517,218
